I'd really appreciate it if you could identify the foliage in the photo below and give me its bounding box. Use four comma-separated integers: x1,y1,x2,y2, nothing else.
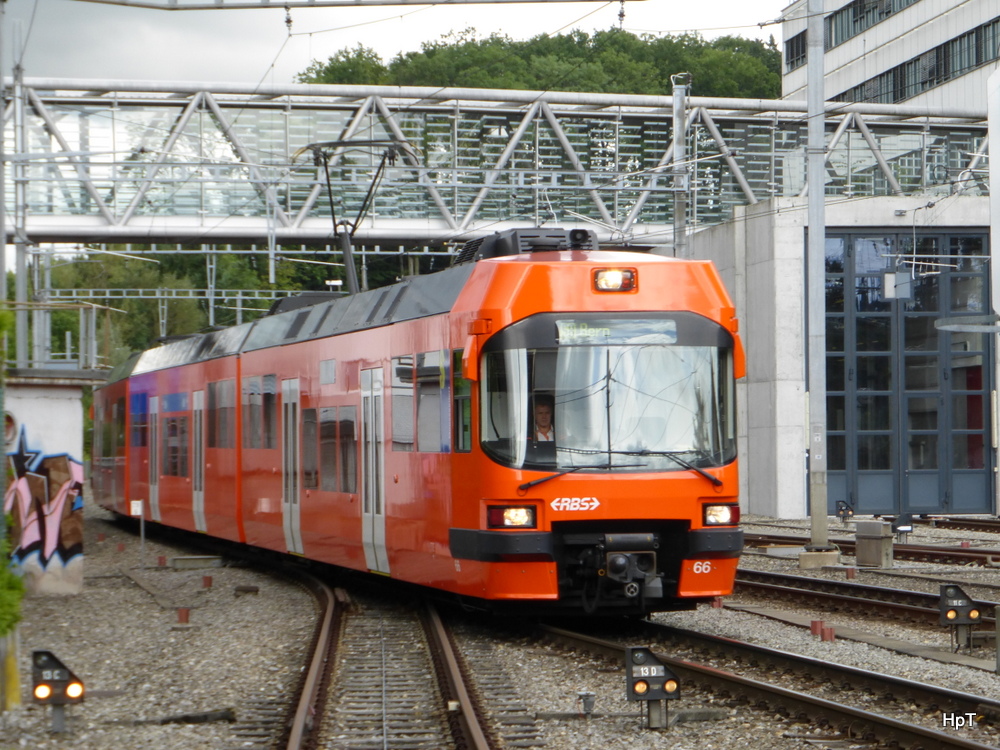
45,246,365,365
299,29,781,99
0,524,23,638
297,44,390,85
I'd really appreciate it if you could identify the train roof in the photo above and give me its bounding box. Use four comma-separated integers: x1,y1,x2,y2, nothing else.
102,229,681,386
105,263,476,383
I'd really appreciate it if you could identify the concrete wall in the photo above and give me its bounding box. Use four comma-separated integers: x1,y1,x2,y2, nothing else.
990,68,1000,316
3,378,86,595
688,198,809,518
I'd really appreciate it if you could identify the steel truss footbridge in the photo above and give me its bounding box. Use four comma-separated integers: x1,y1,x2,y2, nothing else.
3,76,990,251
0,76,991,369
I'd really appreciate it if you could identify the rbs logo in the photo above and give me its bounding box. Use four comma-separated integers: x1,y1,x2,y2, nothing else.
550,497,600,511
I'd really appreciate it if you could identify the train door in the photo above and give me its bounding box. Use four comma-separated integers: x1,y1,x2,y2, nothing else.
192,390,207,533
281,378,305,555
361,367,390,574
149,396,161,522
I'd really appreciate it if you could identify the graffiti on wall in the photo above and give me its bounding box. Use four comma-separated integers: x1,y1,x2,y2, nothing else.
3,427,84,595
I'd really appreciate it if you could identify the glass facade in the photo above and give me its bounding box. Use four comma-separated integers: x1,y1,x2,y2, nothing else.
826,232,992,514
7,86,988,242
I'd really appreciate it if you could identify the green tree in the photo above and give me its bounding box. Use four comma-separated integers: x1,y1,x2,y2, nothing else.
297,44,390,85
299,28,782,99
0,529,23,637
51,251,208,361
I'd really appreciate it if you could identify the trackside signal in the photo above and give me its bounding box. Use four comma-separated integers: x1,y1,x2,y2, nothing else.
32,651,84,733
625,647,679,730
939,584,981,626
625,647,680,701
939,583,981,653
32,650,85,705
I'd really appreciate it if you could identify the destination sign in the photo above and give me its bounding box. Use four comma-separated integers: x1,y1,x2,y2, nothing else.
556,319,678,345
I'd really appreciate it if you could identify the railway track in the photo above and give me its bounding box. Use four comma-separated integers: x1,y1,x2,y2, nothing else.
918,517,1000,535
734,568,999,626
745,532,1000,566
540,621,1000,749
105,517,496,750
278,587,493,750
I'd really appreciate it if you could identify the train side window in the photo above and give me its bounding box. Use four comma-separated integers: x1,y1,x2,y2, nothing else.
320,359,336,385
114,398,126,455
208,380,235,449
416,350,448,453
339,406,358,493
391,356,415,452
162,416,189,477
100,409,112,460
130,393,148,447
242,377,261,449
93,409,103,460
319,407,338,492
453,350,471,453
262,374,278,449
302,408,319,490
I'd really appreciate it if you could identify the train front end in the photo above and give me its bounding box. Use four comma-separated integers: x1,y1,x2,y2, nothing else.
449,231,744,616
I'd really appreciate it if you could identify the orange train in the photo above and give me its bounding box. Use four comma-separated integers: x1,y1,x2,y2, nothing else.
92,229,745,616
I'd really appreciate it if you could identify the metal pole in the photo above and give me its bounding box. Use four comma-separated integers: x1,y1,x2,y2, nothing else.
0,0,7,565
671,73,690,258
206,249,215,327
0,0,6,310
12,60,25,368
806,0,831,550
338,229,361,296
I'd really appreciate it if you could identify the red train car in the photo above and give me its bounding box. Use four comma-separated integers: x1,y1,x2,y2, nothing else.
92,228,745,616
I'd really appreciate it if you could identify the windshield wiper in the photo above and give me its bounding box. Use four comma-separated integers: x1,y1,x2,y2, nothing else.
518,462,646,491
614,450,723,487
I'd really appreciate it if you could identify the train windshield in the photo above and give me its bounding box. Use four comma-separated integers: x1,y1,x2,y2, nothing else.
480,313,736,472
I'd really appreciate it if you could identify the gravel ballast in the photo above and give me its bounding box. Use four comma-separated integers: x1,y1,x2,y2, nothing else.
2,507,999,749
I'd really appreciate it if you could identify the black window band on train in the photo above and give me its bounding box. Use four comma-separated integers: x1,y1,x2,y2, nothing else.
686,528,744,558
448,527,744,562
448,528,555,562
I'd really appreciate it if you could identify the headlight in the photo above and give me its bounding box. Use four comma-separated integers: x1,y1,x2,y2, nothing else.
704,504,739,525
593,268,637,292
487,505,536,528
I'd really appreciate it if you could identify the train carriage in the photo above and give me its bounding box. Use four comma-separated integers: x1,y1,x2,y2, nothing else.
92,228,745,616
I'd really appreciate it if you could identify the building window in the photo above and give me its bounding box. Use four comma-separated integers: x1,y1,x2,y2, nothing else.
785,31,806,72
832,13,1000,103
825,0,919,50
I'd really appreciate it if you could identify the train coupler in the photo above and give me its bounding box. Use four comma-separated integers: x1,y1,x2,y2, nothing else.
602,533,663,599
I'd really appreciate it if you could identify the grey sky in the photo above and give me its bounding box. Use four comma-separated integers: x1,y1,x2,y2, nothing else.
2,0,787,85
